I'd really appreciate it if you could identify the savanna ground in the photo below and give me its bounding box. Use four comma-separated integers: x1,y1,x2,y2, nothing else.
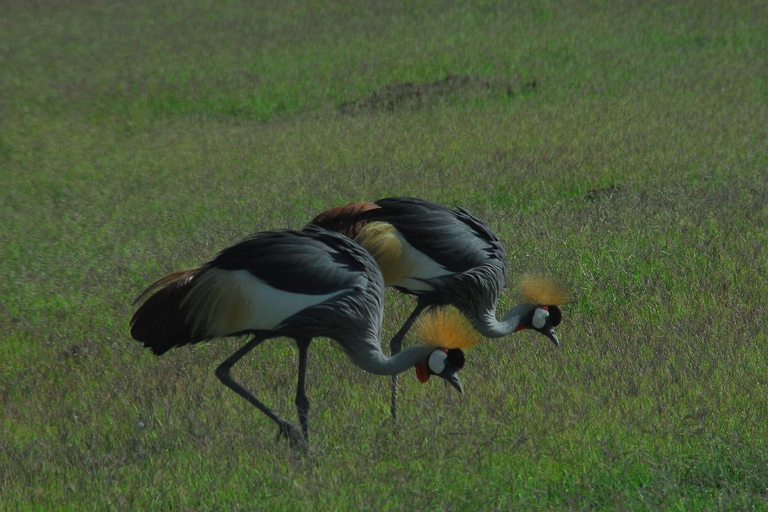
2,1,767,510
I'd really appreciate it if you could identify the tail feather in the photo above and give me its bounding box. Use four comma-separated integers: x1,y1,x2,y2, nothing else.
130,268,206,355
309,202,379,238
132,268,197,305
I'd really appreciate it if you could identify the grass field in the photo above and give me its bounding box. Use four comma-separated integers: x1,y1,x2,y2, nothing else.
2,0,767,509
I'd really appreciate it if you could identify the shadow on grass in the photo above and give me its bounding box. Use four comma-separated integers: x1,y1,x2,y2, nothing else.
338,74,537,114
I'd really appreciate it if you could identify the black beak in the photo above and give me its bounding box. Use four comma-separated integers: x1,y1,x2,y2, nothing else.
441,371,464,393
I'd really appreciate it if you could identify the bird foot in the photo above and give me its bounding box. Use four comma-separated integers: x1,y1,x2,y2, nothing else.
379,414,400,439
275,420,306,450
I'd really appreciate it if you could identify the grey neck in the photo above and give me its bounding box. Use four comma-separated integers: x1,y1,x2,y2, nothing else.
475,303,534,338
347,342,435,376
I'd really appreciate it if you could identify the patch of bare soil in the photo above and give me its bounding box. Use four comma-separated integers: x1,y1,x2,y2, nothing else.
338,74,537,114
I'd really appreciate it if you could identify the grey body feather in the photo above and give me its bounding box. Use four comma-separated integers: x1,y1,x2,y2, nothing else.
351,197,518,338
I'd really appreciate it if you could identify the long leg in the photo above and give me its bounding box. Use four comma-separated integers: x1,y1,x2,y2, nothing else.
390,297,431,421
390,297,431,356
215,335,299,444
294,338,311,445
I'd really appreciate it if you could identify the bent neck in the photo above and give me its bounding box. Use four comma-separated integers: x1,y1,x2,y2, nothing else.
347,342,435,376
476,303,534,338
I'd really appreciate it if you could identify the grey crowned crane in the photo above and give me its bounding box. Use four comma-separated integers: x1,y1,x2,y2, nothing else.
130,226,477,448
309,197,571,418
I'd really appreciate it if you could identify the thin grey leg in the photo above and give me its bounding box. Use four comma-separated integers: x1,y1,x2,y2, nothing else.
215,335,299,445
390,298,431,421
295,338,311,445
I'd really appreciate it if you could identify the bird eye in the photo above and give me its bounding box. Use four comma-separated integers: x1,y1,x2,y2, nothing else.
428,350,448,374
532,308,550,329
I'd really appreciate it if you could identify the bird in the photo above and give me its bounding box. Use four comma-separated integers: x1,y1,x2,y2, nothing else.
309,197,571,418
130,225,477,449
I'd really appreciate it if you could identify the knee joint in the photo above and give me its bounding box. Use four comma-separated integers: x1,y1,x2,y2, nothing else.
295,394,310,410
215,364,231,381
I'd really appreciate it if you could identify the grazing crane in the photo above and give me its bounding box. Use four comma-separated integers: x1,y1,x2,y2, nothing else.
130,226,476,448
309,197,571,418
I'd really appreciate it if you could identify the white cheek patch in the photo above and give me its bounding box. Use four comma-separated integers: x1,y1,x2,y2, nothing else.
428,350,448,374
532,308,549,329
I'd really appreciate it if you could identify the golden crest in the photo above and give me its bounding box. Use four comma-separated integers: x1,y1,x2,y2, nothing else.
413,307,479,350
516,273,573,306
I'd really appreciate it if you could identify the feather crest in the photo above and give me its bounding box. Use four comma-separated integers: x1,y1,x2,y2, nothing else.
413,307,479,350
516,273,573,306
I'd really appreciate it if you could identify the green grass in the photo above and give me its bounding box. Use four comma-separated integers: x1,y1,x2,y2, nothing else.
2,0,767,510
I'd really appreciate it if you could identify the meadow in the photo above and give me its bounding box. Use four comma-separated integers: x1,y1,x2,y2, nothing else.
1,1,766,509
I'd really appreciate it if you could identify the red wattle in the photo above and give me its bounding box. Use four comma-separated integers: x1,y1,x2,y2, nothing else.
415,362,429,383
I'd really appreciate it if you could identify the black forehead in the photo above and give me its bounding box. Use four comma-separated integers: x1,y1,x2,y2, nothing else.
446,348,465,370
549,306,562,326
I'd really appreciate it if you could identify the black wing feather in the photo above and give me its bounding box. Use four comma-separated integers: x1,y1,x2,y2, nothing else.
211,228,370,295
360,197,504,272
